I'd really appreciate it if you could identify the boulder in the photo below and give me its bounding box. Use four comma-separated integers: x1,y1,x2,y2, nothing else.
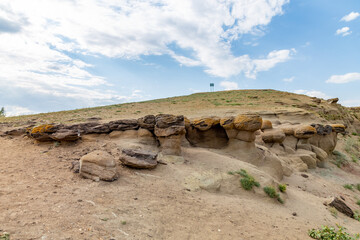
261,120,273,130
283,135,298,150
311,97,321,104
79,150,117,181
309,133,337,154
4,127,27,136
294,125,316,139
261,129,285,143
233,115,262,131
296,149,317,169
29,124,59,142
311,145,328,162
138,115,156,131
120,149,157,169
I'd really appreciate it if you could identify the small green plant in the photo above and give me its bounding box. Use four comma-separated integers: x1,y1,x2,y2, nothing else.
278,184,287,193
228,169,260,190
352,132,358,136
308,224,360,240
329,207,338,218
354,211,360,222
121,220,127,225
343,184,354,191
263,186,283,204
356,184,360,191
357,200,360,206
0,232,10,240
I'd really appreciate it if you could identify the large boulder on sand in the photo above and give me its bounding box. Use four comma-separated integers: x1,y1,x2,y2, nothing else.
294,125,316,139
233,115,262,131
79,150,118,181
120,149,158,169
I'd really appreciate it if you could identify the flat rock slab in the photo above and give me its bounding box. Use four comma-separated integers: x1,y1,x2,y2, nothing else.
327,197,354,218
120,149,158,169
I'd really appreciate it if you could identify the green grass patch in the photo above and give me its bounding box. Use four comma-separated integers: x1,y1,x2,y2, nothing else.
278,184,287,193
332,151,349,168
308,224,360,240
228,169,260,190
263,186,284,204
343,184,354,191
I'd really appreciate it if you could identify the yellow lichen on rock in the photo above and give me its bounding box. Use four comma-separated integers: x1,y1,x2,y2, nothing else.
330,124,346,133
31,124,54,134
294,125,316,139
220,117,234,130
233,115,262,131
261,120,273,130
192,117,219,131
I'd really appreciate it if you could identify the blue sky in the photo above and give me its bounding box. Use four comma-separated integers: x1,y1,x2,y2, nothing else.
0,0,359,116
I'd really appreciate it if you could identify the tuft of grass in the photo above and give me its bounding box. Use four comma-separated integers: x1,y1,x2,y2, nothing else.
278,184,287,193
308,224,360,240
356,184,360,191
329,207,338,218
263,186,284,204
357,200,360,206
121,220,127,225
355,211,360,222
352,132,358,136
343,184,354,191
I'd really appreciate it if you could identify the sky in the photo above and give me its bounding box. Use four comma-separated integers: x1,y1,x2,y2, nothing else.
0,0,359,116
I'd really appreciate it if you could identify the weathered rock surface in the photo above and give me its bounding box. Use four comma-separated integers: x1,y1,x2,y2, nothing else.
327,197,354,218
330,124,346,134
327,98,339,104
109,119,139,131
51,129,79,141
138,115,156,131
191,117,220,131
261,120,273,130
79,150,117,181
294,125,316,139
261,129,285,143
120,149,158,169
233,115,262,131
186,124,228,148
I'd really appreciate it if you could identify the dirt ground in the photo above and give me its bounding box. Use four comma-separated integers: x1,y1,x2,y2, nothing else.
1,133,360,240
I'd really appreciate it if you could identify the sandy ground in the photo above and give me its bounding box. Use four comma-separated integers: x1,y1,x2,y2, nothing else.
1,133,360,240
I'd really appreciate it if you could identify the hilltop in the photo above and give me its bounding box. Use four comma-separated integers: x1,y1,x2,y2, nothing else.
1,89,360,240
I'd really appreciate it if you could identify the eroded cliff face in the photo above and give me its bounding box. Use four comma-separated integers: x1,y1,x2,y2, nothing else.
2,113,347,183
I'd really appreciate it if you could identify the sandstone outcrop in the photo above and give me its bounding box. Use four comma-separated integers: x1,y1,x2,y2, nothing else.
154,114,185,156
79,150,118,181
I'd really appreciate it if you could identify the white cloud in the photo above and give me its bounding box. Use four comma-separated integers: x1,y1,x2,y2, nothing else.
326,72,360,84
283,76,294,82
341,12,360,22
336,27,351,36
340,99,360,107
0,0,292,89
220,81,238,90
293,90,331,99
4,105,37,117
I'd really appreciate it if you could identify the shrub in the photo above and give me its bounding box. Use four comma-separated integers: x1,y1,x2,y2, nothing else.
278,184,287,193
228,169,260,190
343,184,354,191
263,186,283,204
308,225,360,240
356,184,360,192
357,200,360,206
354,211,360,222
